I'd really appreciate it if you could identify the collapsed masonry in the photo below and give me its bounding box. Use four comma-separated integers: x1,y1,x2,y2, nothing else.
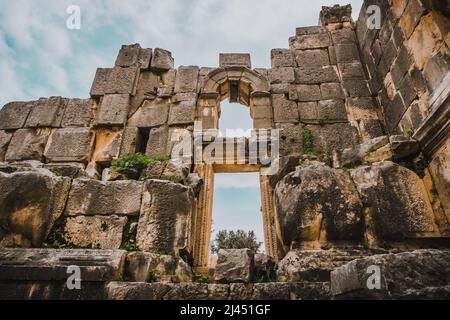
0,1,449,300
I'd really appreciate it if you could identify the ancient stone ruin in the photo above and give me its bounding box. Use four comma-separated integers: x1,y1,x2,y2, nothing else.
0,1,449,300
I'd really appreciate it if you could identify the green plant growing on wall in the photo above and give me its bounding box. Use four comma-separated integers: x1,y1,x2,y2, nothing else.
303,127,314,155
193,274,210,284
146,270,158,283
111,153,170,180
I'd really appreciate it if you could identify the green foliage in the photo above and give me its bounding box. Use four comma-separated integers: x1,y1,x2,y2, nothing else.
120,217,138,252
44,217,76,249
193,274,210,284
111,153,170,180
211,230,262,254
303,127,314,155
146,270,158,283
406,128,415,138
168,174,183,183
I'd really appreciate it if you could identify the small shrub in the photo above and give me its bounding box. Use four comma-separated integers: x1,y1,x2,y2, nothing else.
193,274,210,284
168,174,183,183
146,270,158,283
111,153,170,180
406,128,415,138
303,127,314,155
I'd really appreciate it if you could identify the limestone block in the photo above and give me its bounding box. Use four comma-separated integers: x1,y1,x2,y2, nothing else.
91,129,123,163
319,4,352,25
146,125,170,157
274,162,363,244
424,52,450,93
383,94,406,133
296,26,327,36
320,83,344,99
251,105,272,119
219,53,251,69
359,119,384,139
135,70,159,97
158,69,176,97
268,67,295,84
272,94,299,123
90,67,139,96
428,140,450,220
339,62,366,80
208,284,230,300
331,28,356,44
115,44,152,69
289,84,321,102
289,33,332,50
137,179,194,254
95,94,130,127
214,249,254,283
151,48,174,72
168,100,195,125
399,0,426,39
61,98,93,127
389,135,420,159
0,101,33,130
317,99,347,121
351,162,437,239
298,101,319,120
271,49,296,68
107,282,172,300
342,79,370,97
335,43,360,63
64,215,127,249
65,179,143,216
0,170,71,247
294,49,330,66
277,123,303,155
25,97,67,128
5,129,51,162
119,127,140,156
347,97,378,121
0,248,127,282
44,163,86,179
174,66,199,93
294,65,339,84
163,283,209,300
128,98,170,128
44,127,93,163
0,131,12,162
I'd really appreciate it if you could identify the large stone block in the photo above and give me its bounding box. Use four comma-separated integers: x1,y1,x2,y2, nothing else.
335,43,360,63
168,100,196,125
0,170,71,247
25,97,67,128
294,49,330,66
274,161,364,244
320,83,344,99
289,84,321,102
150,48,174,72
277,123,303,155
107,282,172,300
268,67,295,84
65,179,143,216
5,129,51,162
61,99,93,127
272,94,299,123
294,65,339,84
351,162,438,239
137,179,194,254
399,0,426,39
115,44,152,69
289,33,332,50
64,215,127,249
135,71,159,97
219,53,251,69
119,127,140,156
128,98,170,128
339,62,366,80
91,129,123,163
95,94,130,127
317,99,347,121
428,140,450,220
0,131,12,162
331,28,356,44
271,49,296,68
44,128,93,163
214,249,254,283
0,101,33,130
146,125,170,156
0,248,126,281
331,249,450,299
90,67,139,96
174,66,199,93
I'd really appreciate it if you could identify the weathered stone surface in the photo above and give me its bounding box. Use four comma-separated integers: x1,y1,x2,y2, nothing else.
294,49,330,66
0,248,127,281
335,43,360,62
207,284,230,300
45,163,86,179
428,140,450,219
163,283,208,300
174,66,199,93
294,65,339,84
254,254,277,282
137,179,194,254
168,100,196,125
44,128,93,163
271,49,296,68
251,283,291,300
342,79,370,97
320,4,352,25
274,162,363,244
219,53,251,69
317,99,347,121
339,62,366,79
290,282,331,300
90,67,139,96
151,48,174,72
277,249,384,282
119,127,140,156
289,84,321,102
0,131,12,162
65,179,143,216
351,162,437,239
331,249,450,299
61,99,93,127
289,33,331,50
0,102,33,130
5,129,51,162
389,135,420,159
277,123,303,155
107,282,172,300
341,136,390,167
214,249,254,283
25,97,66,128
91,129,123,163
320,83,344,99
95,94,130,127
0,170,71,247
331,28,356,44
135,71,159,98
64,215,127,249
272,94,299,123
268,67,295,84
128,98,170,128
115,44,152,69
146,125,169,156
126,252,193,283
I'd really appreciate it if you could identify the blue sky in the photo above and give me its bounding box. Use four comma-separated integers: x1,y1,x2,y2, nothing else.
0,0,363,248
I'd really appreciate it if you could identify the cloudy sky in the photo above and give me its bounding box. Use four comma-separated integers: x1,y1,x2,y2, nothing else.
0,0,364,249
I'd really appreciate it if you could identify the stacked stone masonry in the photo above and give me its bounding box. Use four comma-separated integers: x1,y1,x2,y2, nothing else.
0,2,449,300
